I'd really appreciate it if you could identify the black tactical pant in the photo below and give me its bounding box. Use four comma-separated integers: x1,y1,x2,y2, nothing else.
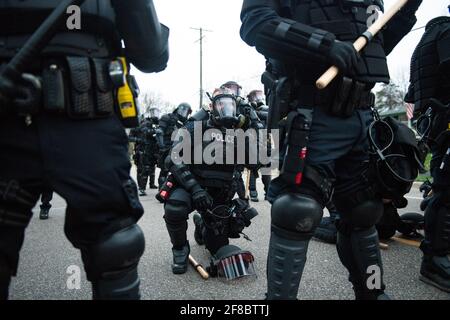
267,106,374,203
136,163,156,190
40,189,53,210
0,114,143,295
249,170,271,196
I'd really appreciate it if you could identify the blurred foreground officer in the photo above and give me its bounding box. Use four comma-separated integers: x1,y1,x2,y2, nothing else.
0,0,169,300
407,13,450,292
241,0,422,299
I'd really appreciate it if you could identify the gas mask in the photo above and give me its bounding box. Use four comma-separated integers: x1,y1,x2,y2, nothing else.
211,90,239,129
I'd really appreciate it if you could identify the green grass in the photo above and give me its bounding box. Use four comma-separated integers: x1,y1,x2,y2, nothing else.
416,153,432,182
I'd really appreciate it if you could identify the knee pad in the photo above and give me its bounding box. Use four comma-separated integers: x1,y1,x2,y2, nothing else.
271,193,323,239
164,202,190,224
164,188,192,223
82,224,145,281
338,199,384,232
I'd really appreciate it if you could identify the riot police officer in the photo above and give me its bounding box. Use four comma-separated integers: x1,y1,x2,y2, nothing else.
221,82,264,201
240,0,422,299
160,88,261,275
0,0,169,300
247,89,271,202
156,103,192,187
406,14,450,292
129,108,160,196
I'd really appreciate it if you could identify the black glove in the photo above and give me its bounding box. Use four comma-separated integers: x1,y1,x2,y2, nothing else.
328,40,359,74
191,185,213,211
401,0,422,15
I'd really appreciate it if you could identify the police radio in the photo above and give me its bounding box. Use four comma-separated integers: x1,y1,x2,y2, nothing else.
109,57,140,128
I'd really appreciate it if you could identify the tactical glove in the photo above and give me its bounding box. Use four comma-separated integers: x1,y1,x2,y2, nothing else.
328,40,359,74
191,185,213,211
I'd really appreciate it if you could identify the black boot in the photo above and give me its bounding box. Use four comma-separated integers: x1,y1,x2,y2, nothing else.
266,232,309,300
149,175,157,189
250,190,259,202
420,255,450,293
172,242,190,274
193,214,204,246
39,207,50,220
139,189,147,196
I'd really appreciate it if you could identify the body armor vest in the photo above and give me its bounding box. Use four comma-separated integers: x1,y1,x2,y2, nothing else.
0,0,120,59
283,0,390,83
409,17,450,112
189,123,239,188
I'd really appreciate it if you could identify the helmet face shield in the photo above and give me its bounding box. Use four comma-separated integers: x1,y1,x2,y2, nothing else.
248,90,265,105
213,96,237,119
149,108,160,119
221,81,242,97
216,251,256,281
176,103,192,120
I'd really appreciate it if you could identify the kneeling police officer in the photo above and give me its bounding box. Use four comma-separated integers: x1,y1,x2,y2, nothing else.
159,88,262,275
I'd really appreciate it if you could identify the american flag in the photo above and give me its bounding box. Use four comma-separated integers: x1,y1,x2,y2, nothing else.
405,102,414,120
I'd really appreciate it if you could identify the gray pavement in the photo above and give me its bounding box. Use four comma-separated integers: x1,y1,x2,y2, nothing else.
9,169,450,300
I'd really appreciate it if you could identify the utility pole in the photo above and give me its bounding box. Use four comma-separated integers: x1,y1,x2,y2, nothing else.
191,27,212,109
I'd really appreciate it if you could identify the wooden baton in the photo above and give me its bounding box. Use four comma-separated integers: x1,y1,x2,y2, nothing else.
316,0,410,89
392,236,421,248
189,255,210,280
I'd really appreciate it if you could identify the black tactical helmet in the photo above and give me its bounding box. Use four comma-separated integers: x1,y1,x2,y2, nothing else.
368,116,423,200
211,244,256,280
397,212,425,239
247,89,266,108
174,102,192,121
220,81,242,97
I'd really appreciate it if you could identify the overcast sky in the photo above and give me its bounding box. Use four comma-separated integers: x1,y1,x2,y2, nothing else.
133,0,449,111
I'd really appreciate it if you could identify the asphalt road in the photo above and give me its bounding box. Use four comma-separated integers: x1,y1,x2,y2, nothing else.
9,169,450,300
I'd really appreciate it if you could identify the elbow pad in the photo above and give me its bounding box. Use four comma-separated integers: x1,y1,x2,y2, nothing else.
254,18,336,63
165,158,199,191
112,0,169,73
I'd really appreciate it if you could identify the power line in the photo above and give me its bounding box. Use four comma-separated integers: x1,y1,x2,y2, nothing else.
190,27,212,109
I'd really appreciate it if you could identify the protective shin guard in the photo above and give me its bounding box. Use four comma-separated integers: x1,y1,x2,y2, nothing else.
337,227,386,300
266,232,310,300
422,192,450,256
164,217,188,249
92,266,140,300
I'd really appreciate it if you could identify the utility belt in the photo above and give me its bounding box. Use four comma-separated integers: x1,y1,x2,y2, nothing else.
1,55,140,128
293,79,375,117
